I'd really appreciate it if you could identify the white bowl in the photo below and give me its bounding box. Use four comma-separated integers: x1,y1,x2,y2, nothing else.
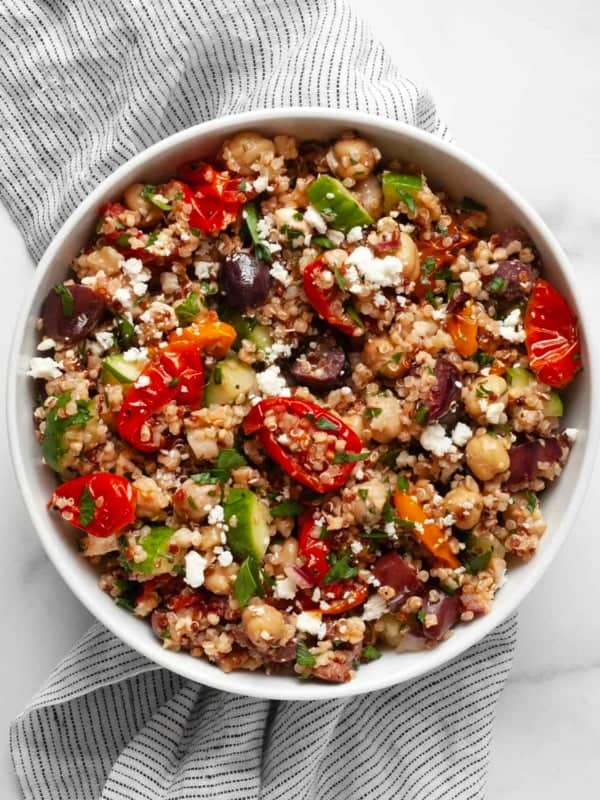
8,108,597,700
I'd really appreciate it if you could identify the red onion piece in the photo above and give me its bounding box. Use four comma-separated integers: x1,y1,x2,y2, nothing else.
421,594,461,641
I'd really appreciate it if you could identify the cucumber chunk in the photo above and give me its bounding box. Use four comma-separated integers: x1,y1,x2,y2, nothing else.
219,307,273,351
126,526,177,575
42,391,95,473
382,173,422,213
505,366,534,387
306,175,373,233
224,488,271,561
505,366,563,416
204,357,258,406
102,354,148,385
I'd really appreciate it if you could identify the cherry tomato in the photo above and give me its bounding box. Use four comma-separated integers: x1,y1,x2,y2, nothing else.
297,511,330,584
393,490,459,568
415,222,477,299
117,347,204,452
177,163,252,236
525,279,581,388
303,258,364,337
447,298,479,358
243,397,364,493
50,473,136,538
320,582,368,615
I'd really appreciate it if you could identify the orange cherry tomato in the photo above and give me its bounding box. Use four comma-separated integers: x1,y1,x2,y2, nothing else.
167,311,237,358
447,298,478,358
393,490,459,568
525,279,581,388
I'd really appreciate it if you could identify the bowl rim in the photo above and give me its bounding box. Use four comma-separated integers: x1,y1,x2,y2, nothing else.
7,106,598,700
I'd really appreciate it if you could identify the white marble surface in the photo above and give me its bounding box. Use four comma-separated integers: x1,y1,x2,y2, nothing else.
2,0,599,796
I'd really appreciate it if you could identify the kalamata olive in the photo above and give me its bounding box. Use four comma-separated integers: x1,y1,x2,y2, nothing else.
427,358,460,423
373,552,421,608
421,593,461,641
446,287,469,314
484,260,538,305
218,252,271,309
505,436,565,489
490,226,533,250
41,284,105,342
289,337,347,390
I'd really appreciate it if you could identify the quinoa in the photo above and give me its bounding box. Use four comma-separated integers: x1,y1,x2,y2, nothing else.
32,130,579,684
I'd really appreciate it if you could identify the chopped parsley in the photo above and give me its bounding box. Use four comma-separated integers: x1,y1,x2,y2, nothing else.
476,383,491,398
323,551,359,584
312,235,335,250
489,276,508,293
233,556,264,608
332,450,369,464
189,226,201,236
364,406,383,420
422,256,437,275
53,283,74,317
191,448,247,487
396,475,409,492
358,488,369,501
243,202,272,263
525,490,537,513
464,550,492,574
333,266,347,291
175,292,202,326
114,314,136,349
146,230,159,248
416,609,427,624
79,485,96,527
396,518,416,530
414,403,429,425
425,290,438,306
295,641,316,667
345,303,364,330
474,350,494,368
271,499,305,518
362,645,381,662
447,281,461,300
315,416,339,431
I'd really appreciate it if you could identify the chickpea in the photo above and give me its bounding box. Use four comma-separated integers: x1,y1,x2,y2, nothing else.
394,232,420,282
342,413,366,441
132,476,170,519
379,613,405,648
172,479,220,523
465,433,510,481
367,394,402,443
348,479,389,525
242,601,286,649
204,563,239,595
443,477,483,530
123,182,163,227
463,375,508,423
362,337,407,380
353,175,383,219
76,245,123,278
329,137,378,180
266,537,298,575
221,131,275,175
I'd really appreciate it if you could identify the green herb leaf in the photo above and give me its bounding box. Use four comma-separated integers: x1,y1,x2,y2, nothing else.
200,280,218,296
191,472,218,485
233,556,264,608
191,448,247,487
474,350,494,368
379,448,400,467
396,517,416,530
358,488,369,501
295,640,316,667
190,226,201,236
489,276,507,293
115,233,131,247
212,363,223,385
414,403,429,425
315,416,339,431
425,290,438,306
175,292,201,326
271,499,305,518
447,281,461,300
323,551,359,584
312,235,335,250
332,451,369,465
362,644,381,662
416,609,427,623
345,303,364,330
364,407,383,419
525,490,537,513
42,393,94,472
128,526,176,575
243,202,273,264
114,314,137,349
396,475,409,492
146,230,159,248
422,256,437,275
140,184,157,200
476,383,491,398
464,550,492,574
396,188,416,213
360,529,388,539
53,283,74,317
79,485,96,527
333,266,347,292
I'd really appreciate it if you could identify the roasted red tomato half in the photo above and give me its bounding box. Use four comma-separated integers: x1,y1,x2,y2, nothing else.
415,221,477,298
297,511,331,584
177,163,252,235
320,581,369,615
242,397,364,493
49,473,136,538
117,347,204,452
525,279,581,388
303,258,364,337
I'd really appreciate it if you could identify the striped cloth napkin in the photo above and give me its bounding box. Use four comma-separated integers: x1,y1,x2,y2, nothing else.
1,1,517,798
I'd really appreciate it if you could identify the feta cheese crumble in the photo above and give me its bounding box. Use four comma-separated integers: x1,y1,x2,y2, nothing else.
346,246,404,288
499,308,526,343
362,593,387,622
296,611,326,638
274,577,297,600
265,342,293,364
207,504,225,525
123,347,148,362
269,260,292,286
420,424,456,457
95,331,115,351
217,549,233,567
345,225,364,243
256,365,291,397
194,261,215,280
37,338,56,352
184,551,207,588
303,205,328,233
452,422,473,447
27,357,63,380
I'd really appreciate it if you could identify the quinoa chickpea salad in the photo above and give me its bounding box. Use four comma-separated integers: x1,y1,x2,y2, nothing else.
29,130,581,683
